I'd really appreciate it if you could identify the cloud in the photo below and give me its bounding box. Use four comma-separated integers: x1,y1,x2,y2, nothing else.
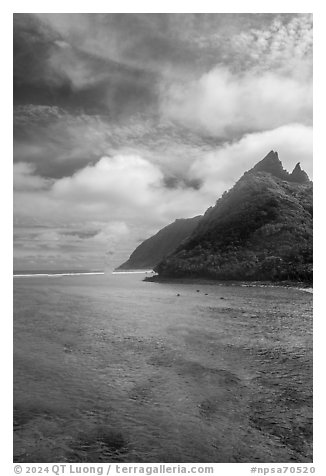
91,222,130,243
189,123,313,197
230,14,312,77
159,14,312,139
49,154,211,225
52,155,164,208
13,153,211,260
35,13,203,75
193,14,312,79
161,66,312,138
14,14,159,118
13,163,53,191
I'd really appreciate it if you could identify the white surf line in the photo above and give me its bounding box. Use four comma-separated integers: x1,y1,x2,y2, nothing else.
14,272,105,278
240,283,313,293
296,287,313,293
112,270,153,274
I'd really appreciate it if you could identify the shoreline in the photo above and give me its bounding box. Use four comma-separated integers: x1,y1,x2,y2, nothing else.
143,275,313,291
13,272,105,278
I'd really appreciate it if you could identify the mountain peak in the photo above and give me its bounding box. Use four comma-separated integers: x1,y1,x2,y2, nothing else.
263,150,279,161
250,151,310,183
251,150,286,178
290,162,310,184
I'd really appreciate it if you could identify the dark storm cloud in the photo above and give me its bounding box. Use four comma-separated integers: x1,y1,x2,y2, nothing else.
36,13,204,74
15,13,292,119
163,175,202,191
13,103,224,179
14,14,159,117
13,14,60,87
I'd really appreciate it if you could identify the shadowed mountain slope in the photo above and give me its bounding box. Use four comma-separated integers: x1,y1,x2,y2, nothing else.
117,216,201,270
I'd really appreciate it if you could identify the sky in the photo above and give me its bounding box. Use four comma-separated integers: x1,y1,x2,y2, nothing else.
13,13,313,271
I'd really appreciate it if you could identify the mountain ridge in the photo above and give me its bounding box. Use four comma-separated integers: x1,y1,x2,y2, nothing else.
118,151,312,282
117,216,201,270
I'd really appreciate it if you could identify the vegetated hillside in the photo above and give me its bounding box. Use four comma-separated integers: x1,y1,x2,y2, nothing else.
155,151,313,282
117,216,201,270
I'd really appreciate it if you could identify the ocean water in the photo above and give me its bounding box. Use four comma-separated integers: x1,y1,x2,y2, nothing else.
13,273,313,463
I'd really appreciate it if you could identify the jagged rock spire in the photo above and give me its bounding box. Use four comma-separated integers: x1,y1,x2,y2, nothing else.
250,151,310,183
290,162,310,183
251,150,289,179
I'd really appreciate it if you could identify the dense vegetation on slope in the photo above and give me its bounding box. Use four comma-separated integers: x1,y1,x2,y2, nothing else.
155,152,312,282
117,216,201,270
